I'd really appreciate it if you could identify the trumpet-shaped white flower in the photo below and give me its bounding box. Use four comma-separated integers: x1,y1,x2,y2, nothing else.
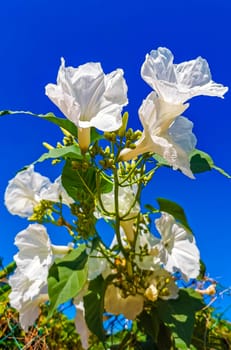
5,165,51,217
40,176,74,205
99,185,140,241
135,225,162,270
9,269,49,330
5,166,73,218
120,92,196,178
104,284,144,320
45,58,128,151
156,212,200,280
141,47,228,104
100,185,140,219
9,224,71,330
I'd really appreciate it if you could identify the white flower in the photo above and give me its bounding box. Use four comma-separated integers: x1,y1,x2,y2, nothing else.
87,248,108,281
40,176,74,205
120,92,196,178
141,47,228,104
45,58,128,151
156,212,200,280
146,268,179,301
99,185,140,241
9,269,48,330
100,185,140,219
5,166,74,218
104,284,144,320
4,165,51,217
74,301,91,350
135,225,162,270
9,224,71,330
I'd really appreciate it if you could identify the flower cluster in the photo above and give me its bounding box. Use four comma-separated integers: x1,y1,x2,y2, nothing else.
5,47,228,349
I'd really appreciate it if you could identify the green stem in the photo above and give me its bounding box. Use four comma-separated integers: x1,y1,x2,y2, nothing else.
0,261,16,279
112,143,128,259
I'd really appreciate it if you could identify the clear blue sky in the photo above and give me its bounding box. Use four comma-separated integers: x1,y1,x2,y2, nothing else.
0,0,231,319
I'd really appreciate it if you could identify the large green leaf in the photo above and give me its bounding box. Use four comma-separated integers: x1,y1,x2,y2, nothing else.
48,245,88,317
156,198,192,232
36,145,82,163
83,275,106,341
190,149,231,178
157,289,204,349
62,160,97,200
62,160,112,201
0,110,78,137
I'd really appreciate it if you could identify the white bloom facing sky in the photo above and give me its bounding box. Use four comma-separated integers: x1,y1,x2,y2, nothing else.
120,92,196,178
9,224,70,330
5,166,74,218
141,47,228,104
45,58,128,151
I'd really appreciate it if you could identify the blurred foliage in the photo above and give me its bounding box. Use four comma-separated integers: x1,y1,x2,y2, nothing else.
0,286,231,349
1,260,231,349
0,302,83,350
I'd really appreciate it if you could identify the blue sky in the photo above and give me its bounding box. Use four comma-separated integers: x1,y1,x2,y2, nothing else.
0,0,231,319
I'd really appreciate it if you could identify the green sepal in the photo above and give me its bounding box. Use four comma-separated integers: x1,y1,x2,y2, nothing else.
0,110,78,137
48,245,88,318
156,197,192,232
157,288,204,349
117,111,129,137
83,275,107,341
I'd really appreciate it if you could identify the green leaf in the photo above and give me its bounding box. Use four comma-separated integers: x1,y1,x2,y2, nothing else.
35,145,82,163
97,172,113,194
156,197,192,232
138,309,160,343
0,261,16,279
0,110,78,136
157,289,204,349
62,160,97,200
48,245,88,318
190,149,231,178
62,160,111,201
144,204,158,213
83,275,106,341
91,127,103,143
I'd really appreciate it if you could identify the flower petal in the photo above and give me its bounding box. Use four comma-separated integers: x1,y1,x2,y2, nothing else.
141,47,228,103
155,213,200,280
45,58,128,133
4,165,51,218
